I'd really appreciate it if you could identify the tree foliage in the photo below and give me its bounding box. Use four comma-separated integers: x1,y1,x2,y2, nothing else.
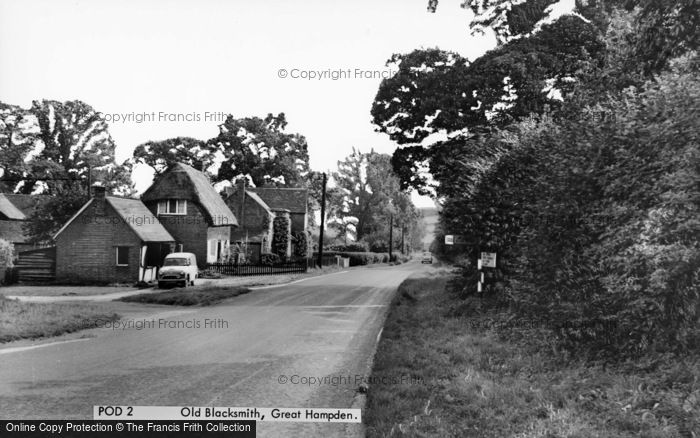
0,99,133,243
1,99,132,196
133,113,311,189
372,16,605,193
396,2,700,357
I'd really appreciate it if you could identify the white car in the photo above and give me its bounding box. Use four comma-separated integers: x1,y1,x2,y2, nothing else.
158,252,198,288
421,252,433,264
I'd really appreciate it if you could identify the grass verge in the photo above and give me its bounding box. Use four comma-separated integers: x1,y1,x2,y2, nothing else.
0,296,119,343
119,285,250,306
364,269,700,437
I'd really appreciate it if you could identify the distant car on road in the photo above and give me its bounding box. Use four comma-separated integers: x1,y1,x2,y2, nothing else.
158,252,198,288
421,252,433,264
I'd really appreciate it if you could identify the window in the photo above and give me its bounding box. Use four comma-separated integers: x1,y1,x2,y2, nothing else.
209,240,217,256
116,247,129,266
157,199,187,215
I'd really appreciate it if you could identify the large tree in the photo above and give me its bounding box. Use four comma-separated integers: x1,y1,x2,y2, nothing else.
332,148,410,242
210,112,310,187
0,99,133,243
372,15,605,194
1,99,132,196
133,113,311,190
132,137,212,174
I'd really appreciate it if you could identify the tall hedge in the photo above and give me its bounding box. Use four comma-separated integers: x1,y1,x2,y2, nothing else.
452,56,700,357
272,216,290,260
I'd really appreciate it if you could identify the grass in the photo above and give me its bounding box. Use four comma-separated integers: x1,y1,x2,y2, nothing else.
119,285,251,306
0,296,119,343
364,269,700,438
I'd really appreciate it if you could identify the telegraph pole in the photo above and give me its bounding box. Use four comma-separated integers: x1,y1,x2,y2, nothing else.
388,214,393,261
86,164,92,201
317,172,327,268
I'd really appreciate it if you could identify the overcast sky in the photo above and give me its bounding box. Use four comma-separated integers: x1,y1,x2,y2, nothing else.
0,0,497,207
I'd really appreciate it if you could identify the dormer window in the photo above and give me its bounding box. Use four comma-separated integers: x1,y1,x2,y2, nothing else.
157,199,187,215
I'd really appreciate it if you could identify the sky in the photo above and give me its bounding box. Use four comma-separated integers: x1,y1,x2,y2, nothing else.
0,0,497,207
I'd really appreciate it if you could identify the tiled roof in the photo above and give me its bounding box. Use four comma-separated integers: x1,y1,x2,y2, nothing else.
0,194,50,218
247,187,307,214
106,197,175,242
142,163,238,227
245,191,271,213
0,194,26,220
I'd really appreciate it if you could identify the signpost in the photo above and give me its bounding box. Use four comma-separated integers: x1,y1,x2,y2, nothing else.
477,251,497,294
445,235,472,245
480,252,497,268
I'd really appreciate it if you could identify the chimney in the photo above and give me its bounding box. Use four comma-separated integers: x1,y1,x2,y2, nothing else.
92,183,107,215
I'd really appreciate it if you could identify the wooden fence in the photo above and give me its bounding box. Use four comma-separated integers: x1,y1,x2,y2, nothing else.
206,260,308,276
15,246,56,283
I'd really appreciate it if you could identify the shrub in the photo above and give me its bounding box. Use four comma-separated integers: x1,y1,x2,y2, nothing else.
260,253,281,266
272,216,290,259
449,60,700,358
369,240,389,253
315,251,390,266
0,239,13,268
292,231,308,258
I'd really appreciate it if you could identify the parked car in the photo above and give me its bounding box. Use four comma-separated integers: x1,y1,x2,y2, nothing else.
421,252,433,264
158,252,198,288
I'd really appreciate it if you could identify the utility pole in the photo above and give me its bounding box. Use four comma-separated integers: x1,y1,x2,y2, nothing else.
389,214,393,261
86,164,92,201
317,172,327,268
400,226,405,255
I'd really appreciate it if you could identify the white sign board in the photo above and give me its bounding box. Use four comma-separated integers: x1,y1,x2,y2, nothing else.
444,235,454,245
480,252,497,268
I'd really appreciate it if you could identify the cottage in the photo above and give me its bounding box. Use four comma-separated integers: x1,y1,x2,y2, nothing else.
224,182,309,262
225,180,274,262
247,187,309,235
54,186,175,284
142,163,238,266
0,193,49,253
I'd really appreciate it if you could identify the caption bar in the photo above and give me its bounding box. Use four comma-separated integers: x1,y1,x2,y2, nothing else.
94,406,361,423
2,421,255,437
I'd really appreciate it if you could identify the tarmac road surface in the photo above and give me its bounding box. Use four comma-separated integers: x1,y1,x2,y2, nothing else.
0,263,423,437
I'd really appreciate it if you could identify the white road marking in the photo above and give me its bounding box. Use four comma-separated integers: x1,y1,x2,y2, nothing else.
0,338,91,355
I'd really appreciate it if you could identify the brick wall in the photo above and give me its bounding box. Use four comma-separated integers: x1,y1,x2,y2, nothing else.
145,201,211,268
56,199,141,284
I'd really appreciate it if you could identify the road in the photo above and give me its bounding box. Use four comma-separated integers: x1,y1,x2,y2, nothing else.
0,263,420,437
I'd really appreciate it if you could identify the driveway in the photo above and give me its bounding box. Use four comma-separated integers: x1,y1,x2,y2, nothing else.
0,263,422,437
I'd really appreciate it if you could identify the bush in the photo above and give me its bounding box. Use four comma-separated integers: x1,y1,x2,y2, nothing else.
0,239,13,269
272,216,290,259
369,240,389,253
328,242,369,252
292,231,308,258
260,253,281,266
316,251,390,266
448,59,700,358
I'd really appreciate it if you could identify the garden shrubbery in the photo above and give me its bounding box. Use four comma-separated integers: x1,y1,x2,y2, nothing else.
319,251,391,266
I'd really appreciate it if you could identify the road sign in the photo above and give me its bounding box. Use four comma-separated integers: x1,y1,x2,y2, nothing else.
480,252,497,268
445,235,472,245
